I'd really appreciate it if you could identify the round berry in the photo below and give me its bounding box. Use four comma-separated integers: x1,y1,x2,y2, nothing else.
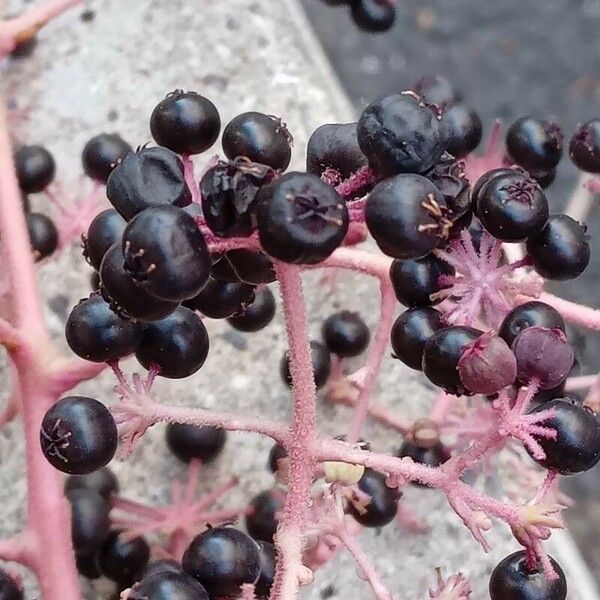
390,307,445,371
398,437,448,473
64,467,119,501
255,541,276,599
182,527,261,598
143,559,183,578
211,253,241,282
128,571,209,600
506,117,563,173
82,133,132,183
347,468,399,527
440,104,482,158
83,208,127,271
150,90,220,155
122,206,210,301
350,0,396,33
322,311,370,357
226,249,276,284
280,340,331,389
227,287,276,332
245,489,283,543
185,278,256,319
98,530,150,585
357,92,445,176
67,488,110,554
526,214,590,280
166,423,226,463
75,551,101,580
15,145,56,193
0,570,23,600
470,167,516,206
366,174,449,259
26,212,58,261
106,146,191,220
135,306,209,379
222,112,292,171
413,74,462,108
533,167,556,189
569,119,600,173
40,396,118,475
489,551,567,600
267,442,288,473
499,301,565,347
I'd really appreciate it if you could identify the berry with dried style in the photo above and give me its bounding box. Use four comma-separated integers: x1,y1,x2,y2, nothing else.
256,172,349,264
222,112,292,171
440,103,482,158
15,144,56,193
182,527,261,598
227,286,276,332
347,468,399,527
413,74,462,108
64,467,119,501
67,488,110,555
82,208,127,271
135,306,209,379
150,90,220,155
0,570,22,600
255,541,276,598
106,146,191,220
226,249,276,284
245,489,283,543
82,133,132,183
357,92,445,176
26,212,58,261
65,294,143,363
98,530,150,585
185,278,256,319
365,174,450,259
40,396,118,475
166,423,227,463
569,118,600,173
499,301,565,347
128,571,209,600
506,117,563,173
350,0,396,33
281,340,331,389
322,310,370,357
470,167,517,206
489,551,567,600
526,214,590,280
122,206,211,301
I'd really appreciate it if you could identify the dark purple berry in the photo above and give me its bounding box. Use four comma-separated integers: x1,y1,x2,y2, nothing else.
26,212,58,261
350,0,396,33
128,571,209,600
185,278,256,319
83,209,127,271
440,104,482,158
322,311,370,357
255,541,276,598
280,340,331,389
267,442,288,473
532,167,556,189
506,117,563,173
210,252,242,282
227,287,276,332
143,559,183,577
226,249,276,284
0,570,23,600
15,145,55,193
166,423,226,463
98,530,150,585
82,134,132,183
413,74,462,109
67,488,110,554
347,468,399,527
470,167,517,206
64,467,119,501
398,436,448,474
569,119,600,173
499,301,565,347
75,551,101,580
245,489,283,543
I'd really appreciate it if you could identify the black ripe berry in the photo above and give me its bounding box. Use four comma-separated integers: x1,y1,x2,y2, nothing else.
489,551,567,600
366,174,450,259
281,340,331,389
526,214,590,280
166,423,227,463
74,550,101,580
399,431,448,474
67,488,110,554
135,306,209,379
15,145,56,193
222,112,292,171
227,287,276,332
26,212,58,261
255,541,276,598
211,252,242,282
470,167,516,206
82,208,127,271
150,90,220,155
185,278,256,319
182,527,261,598
64,467,119,501
245,489,283,543
499,301,565,347
569,119,600,173
0,570,22,600
226,249,276,284
440,103,482,158
122,206,211,302
390,307,445,371
143,559,183,578
40,396,117,475
129,571,209,600
322,311,370,357
348,468,399,527
98,530,150,585
257,172,349,264
82,133,132,183
475,171,548,242
106,146,191,220
389,254,454,307
506,117,563,173
422,325,483,395
267,442,288,473
66,294,143,363
413,74,462,108
357,92,445,176
350,0,396,33
527,399,600,474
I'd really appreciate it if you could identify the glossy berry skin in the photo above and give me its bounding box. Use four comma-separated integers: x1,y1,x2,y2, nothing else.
476,171,548,242
267,442,288,473
499,301,565,347
569,119,600,173
526,214,590,280
348,468,399,527
67,488,110,554
66,294,143,363
166,423,227,463
413,74,462,108
227,287,276,332
128,571,209,600
256,172,349,264
281,340,331,389
255,541,276,598
390,307,445,371
64,467,119,501
350,0,396,33
222,112,292,171
226,249,276,284
15,145,56,193
98,530,151,584
150,90,220,155
389,254,454,307
245,489,283,543
365,174,449,259
306,122,367,179
186,278,256,319
106,146,191,220
40,396,118,475
440,104,482,158
0,570,23,600
528,399,600,474
122,206,211,301
26,212,58,261
100,243,179,322
135,307,209,379
83,208,127,271
422,326,483,395
357,92,445,177
182,527,261,598
506,117,563,173
82,133,132,183
489,551,567,600
470,167,516,206
143,560,183,577
322,311,370,357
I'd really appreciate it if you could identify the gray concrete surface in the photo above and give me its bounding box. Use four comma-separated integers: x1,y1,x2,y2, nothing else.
1,0,598,598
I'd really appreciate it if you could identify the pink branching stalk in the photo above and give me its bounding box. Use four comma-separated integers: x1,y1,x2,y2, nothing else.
429,569,472,599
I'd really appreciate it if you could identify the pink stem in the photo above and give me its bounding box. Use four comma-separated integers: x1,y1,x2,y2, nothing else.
111,497,164,520
182,155,201,204
429,391,454,424
537,292,600,331
0,533,33,567
565,374,598,391
335,166,376,199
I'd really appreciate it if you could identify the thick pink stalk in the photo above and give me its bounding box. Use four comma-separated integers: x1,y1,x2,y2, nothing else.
538,291,600,330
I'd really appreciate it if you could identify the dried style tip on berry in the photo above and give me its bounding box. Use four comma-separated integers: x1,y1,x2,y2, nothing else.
82,133,132,183
569,118,600,173
506,117,563,173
